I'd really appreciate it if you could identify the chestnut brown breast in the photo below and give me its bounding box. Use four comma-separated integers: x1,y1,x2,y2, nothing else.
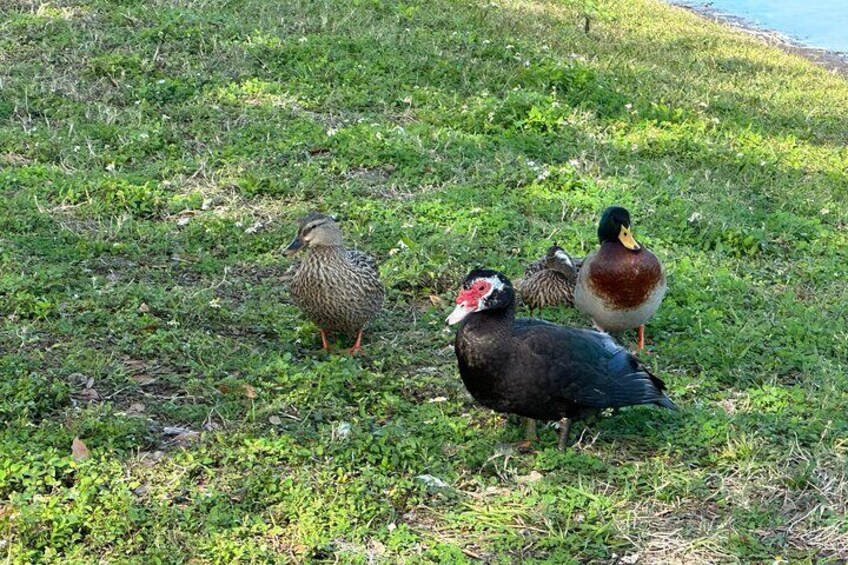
588,243,663,310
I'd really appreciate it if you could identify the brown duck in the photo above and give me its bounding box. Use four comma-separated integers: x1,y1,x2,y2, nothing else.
517,245,581,313
575,206,666,352
284,213,384,353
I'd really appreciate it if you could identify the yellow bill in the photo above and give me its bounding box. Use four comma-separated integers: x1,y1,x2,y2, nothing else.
618,226,641,250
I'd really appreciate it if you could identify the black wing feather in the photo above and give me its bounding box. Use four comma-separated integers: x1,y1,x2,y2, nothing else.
515,319,676,410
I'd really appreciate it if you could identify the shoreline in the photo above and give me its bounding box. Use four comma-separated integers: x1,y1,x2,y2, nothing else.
668,1,848,76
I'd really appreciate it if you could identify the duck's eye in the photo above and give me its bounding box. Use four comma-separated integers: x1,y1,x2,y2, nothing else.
476,283,486,291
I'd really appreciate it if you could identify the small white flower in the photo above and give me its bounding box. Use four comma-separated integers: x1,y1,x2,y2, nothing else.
298,36,307,43
245,221,263,234
506,44,514,50
326,127,337,137
157,79,165,84
208,298,222,309
416,474,449,489
625,103,633,110
105,162,115,171
333,421,351,440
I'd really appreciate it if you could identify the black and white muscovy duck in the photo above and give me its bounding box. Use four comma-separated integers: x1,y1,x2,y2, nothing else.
447,268,676,449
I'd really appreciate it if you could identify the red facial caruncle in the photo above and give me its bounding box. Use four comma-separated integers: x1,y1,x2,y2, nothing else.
455,280,492,309
447,278,494,325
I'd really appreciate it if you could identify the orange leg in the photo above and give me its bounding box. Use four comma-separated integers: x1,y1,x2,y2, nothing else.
346,330,364,355
637,325,646,353
319,329,330,351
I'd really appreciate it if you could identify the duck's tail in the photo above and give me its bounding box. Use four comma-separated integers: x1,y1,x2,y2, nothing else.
642,367,677,410
654,393,678,411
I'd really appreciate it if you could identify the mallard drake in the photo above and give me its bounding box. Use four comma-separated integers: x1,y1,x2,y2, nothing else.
284,213,383,353
447,268,676,449
574,206,666,352
517,245,580,313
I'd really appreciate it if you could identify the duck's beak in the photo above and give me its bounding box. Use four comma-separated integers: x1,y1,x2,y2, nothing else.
446,303,474,325
283,235,305,256
618,226,641,251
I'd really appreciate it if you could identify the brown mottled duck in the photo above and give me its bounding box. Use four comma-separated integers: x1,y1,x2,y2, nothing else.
284,213,383,353
518,245,580,313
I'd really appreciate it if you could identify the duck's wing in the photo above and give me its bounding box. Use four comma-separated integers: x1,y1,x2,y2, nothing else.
514,320,676,410
347,249,379,273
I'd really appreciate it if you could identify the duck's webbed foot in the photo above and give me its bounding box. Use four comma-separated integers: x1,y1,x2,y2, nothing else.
345,330,364,355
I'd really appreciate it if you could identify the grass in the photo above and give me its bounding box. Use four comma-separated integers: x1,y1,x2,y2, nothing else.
1,0,847,562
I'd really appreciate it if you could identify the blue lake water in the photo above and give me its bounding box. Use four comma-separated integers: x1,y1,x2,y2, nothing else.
673,0,848,53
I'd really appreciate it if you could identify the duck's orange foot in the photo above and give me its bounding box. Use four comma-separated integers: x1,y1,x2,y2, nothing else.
345,330,364,355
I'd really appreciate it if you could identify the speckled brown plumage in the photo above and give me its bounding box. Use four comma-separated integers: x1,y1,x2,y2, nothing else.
285,213,383,347
518,246,581,311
